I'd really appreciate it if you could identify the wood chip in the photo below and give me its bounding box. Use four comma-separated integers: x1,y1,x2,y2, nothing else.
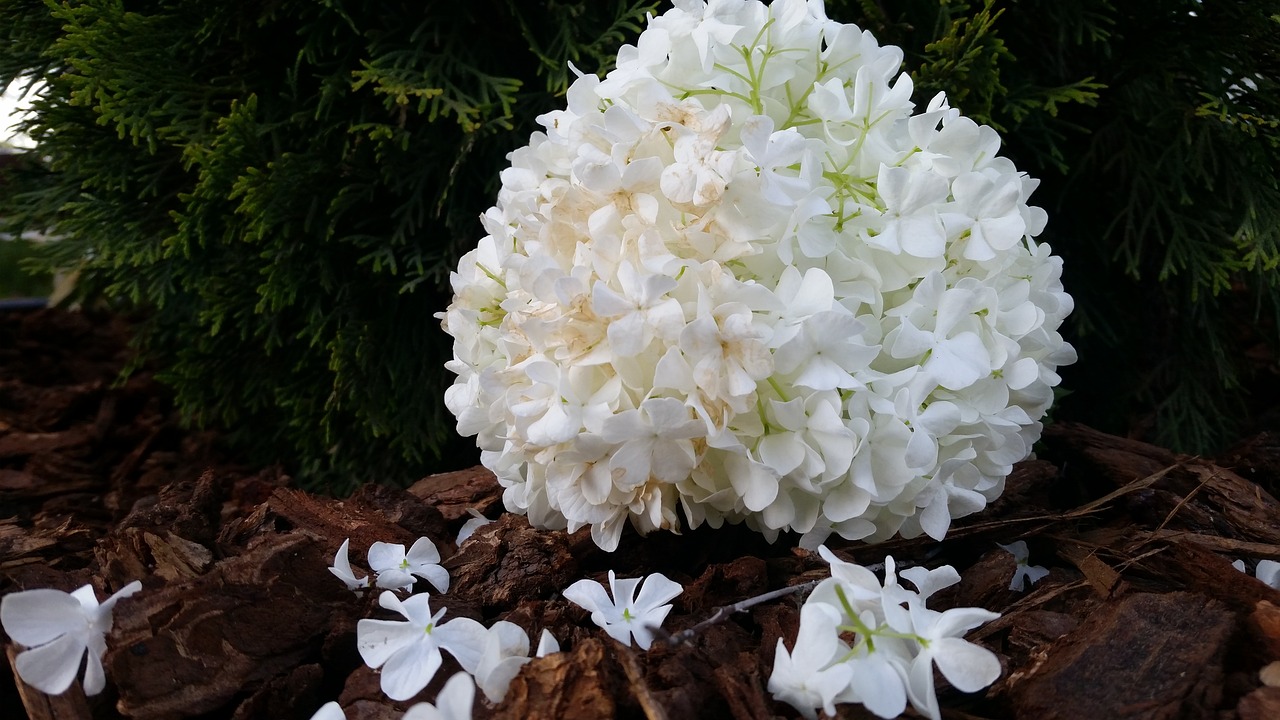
1010,592,1234,719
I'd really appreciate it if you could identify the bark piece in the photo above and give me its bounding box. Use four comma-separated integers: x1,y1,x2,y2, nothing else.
1238,686,1280,720
1010,591,1234,720
97,528,215,584
1043,422,1178,485
262,487,421,551
1046,422,1280,545
1006,610,1079,664
447,514,583,610
229,663,325,720
408,467,503,523
680,556,769,613
0,516,59,566
1250,601,1280,662
114,470,222,547
1141,541,1280,614
0,428,93,459
346,483,448,542
494,638,630,720
105,532,354,719
643,622,759,720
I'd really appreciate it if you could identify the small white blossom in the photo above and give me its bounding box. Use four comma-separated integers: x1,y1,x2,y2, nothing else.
473,621,531,703
904,603,1002,720
368,538,450,594
470,623,561,703
308,702,346,720
997,540,1050,591
767,603,855,720
562,571,682,650
314,674,477,720
356,591,486,701
1,580,142,695
768,548,1000,720
455,509,493,546
1258,560,1280,589
328,538,370,592
1234,558,1280,589
403,672,476,720
535,628,561,657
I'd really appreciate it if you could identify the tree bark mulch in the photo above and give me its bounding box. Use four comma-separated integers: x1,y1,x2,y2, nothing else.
4,307,1280,720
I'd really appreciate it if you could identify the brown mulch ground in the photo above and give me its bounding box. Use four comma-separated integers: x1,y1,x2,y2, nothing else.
4,307,1280,720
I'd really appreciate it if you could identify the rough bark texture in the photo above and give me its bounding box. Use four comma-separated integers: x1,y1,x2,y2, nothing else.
5,309,1280,720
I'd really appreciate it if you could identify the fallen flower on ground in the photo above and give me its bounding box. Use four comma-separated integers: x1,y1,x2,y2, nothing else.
767,602,856,720
473,620,532,703
535,628,560,657
1258,560,1280,589
472,621,563,703
308,701,345,720
769,548,1000,720
997,540,1050,591
1235,558,1280,589
563,570,681,650
308,675,475,720
0,580,142,695
329,538,370,592
368,537,450,594
404,671,475,720
456,509,493,546
904,602,1003,720
356,591,486,701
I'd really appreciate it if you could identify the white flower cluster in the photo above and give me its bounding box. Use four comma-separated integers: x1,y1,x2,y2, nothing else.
440,0,1076,551
768,548,999,720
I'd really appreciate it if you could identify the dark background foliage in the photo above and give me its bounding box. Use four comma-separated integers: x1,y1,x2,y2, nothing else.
1,0,1276,491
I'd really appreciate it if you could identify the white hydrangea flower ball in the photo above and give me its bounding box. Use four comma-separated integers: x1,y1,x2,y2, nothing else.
439,0,1075,551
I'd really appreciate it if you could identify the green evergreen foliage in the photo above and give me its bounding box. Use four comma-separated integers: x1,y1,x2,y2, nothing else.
0,0,1276,490
826,0,1280,452
0,0,659,491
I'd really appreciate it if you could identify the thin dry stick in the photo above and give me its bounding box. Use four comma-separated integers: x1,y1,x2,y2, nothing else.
653,579,823,647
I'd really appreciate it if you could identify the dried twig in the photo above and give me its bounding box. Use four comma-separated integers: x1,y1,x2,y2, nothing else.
653,579,822,647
